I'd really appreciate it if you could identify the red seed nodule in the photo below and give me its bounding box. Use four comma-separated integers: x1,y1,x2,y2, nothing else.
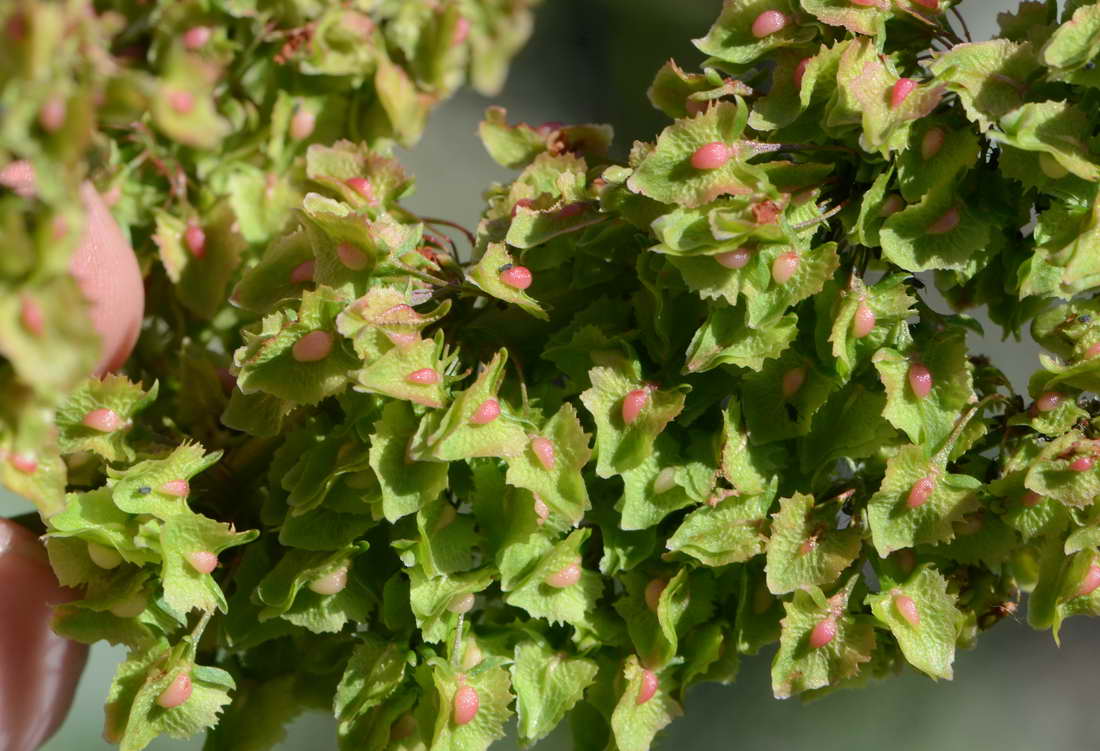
157,673,193,709
1071,455,1095,472
715,247,752,269
453,684,479,725
907,475,935,508
290,108,316,140
83,408,124,433
1078,563,1100,597
690,142,732,170
921,127,945,160
9,452,36,474
645,578,668,613
167,89,194,114
183,26,211,50
853,302,876,338
470,399,501,425
292,331,333,362
184,222,206,258
1036,392,1063,413
290,260,315,284
794,57,810,88
39,97,65,133
781,367,806,400
928,207,960,235
530,436,556,471
406,368,441,385
636,669,659,705
500,265,533,290
622,388,650,425
452,16,471,46
545,562,582,588
161,479,190,497
891,78,918,109
809,617,837,648
771,251,799,284
1086,342,1100,360
20,297,44,337
1021,490,1042,507
751,10,787,38
533,493,550,525
893,594,920,626
187,551,218,574
337,242,369,270
908,362,933,399
345,177,375,202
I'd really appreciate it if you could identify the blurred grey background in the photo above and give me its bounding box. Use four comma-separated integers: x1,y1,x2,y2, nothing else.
9,0,1099,748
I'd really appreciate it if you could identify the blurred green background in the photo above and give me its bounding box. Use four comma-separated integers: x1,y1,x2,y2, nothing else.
8,0,1100,748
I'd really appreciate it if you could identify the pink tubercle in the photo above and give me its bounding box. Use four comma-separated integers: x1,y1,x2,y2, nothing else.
928,207,960,235
292,330,333,363
1077,563,1100,598
771,252,799,284
852,302,876,338
751,10,787,38
290,260,315,284
452,16,471,46
890,78,918,109
715,247,752,269
406,368,441,385
907,475,935,508
781,366,806,400
880,193,905,218
453,684,480,725
290,108,316,141
921,127,945,160
690,142,732,170
1085,342,1100,360
469,398,501,425
182,26,211,50
1070,455,1095,472
636,669,659,705
511,198,537,217
545,561,582,588
336,242,369,271
157,672,193,709
1021,490,1042,508
186,550,218,574
167,89,194,114
908,362,933,399
39,97,65,133
621,388,650,425
1036,391,1064,413
499,265,533,290
20,297,45,337
533,493,550,525
345,177,377,205
309,567,348,595
82,408,125,433
160,479,190,497
645,578,667,613
530,436,556,471
184,222,206,259
809,617,837,648
893,593,920,626
794,57,810,89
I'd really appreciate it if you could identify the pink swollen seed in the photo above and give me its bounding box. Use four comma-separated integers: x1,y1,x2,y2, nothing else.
794,57,810,88
290,108,316,140
890,78,918,109
533,494,550,525
452,16,471,46
1071,455,1095,472
636,669,659,705
39,97,65,133
907,475,935,508
187,551,218,574
908,363,933,399
157,673,193,709
345,177,375,201
853,302,876,338
921,127,945,160
645,578,667,613
167,90,194,114
715,247,752,269
406,368,440,385
1021,490,1042,507
309,567,348,595
772,252,799,284
781,367,806,399
469,399,501,425
690,142,732,170
928,207,960,235
290,260,315,284
453,684,479,725
893,594,920,626
621,389,649,425
83,408,124,433
292,331,333,362
160,479,190,497
184,222,205,259
182,26,211,50
336,242,369,270
880,193,905,218
20,298,45,337
530,437,556,471
1086,342,1100,360
1036,391,1063,412
499,265,533,290
1077,564,1100,597
9,452,36,474
809,617,837,649
751,10,787,38
545,562,582,588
